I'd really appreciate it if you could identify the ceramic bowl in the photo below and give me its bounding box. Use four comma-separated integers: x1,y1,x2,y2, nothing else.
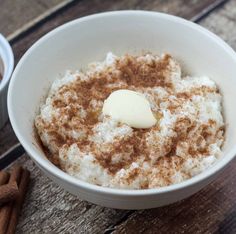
0,34,14,129
8,11,236,209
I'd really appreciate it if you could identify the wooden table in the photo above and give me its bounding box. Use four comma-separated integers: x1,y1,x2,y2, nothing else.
1,0,236,233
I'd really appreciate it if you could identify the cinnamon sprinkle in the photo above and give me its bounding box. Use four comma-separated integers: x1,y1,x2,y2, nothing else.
35,53,225,188
36,54,173,174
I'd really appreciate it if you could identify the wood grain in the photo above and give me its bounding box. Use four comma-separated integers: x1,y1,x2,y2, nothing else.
201,0,236,51
0,0,71,38
1,0,235,233
12,0,220,63
0,123,18,155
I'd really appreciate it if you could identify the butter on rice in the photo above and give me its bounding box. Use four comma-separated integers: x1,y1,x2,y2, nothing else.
35,52,225,189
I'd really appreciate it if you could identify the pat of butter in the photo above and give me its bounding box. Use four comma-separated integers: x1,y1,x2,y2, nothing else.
102,89,157,129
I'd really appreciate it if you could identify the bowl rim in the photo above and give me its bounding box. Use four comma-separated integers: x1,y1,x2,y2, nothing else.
8,10,236,196
0,34,14,92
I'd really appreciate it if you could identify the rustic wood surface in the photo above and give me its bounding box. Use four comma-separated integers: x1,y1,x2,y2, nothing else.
0,0,71,39
1,0,236,233
0,124,17,155
11,0,224,62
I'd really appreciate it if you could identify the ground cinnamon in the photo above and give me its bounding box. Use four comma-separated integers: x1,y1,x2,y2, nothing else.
0,182,19,206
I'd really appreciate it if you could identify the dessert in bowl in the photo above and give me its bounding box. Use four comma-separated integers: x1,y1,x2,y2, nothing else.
35,52,224,189
8,11,236,209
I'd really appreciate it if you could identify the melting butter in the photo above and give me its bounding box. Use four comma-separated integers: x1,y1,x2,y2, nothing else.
102,89,157,129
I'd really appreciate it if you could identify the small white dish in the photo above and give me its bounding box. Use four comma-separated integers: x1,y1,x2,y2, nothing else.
7,11,236,209
0,34,14,129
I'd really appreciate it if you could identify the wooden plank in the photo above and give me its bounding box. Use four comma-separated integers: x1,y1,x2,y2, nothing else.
201,0,236,51
0,0,72,38
112,1,236,233
0,122,18,155
3,0,228,233
12,0,220,63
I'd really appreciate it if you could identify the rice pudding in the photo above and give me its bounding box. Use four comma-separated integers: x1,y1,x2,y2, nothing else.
35,53,225,189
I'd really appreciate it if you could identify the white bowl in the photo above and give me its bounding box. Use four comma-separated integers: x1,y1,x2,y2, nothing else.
8,11,236,209
0,34,14,129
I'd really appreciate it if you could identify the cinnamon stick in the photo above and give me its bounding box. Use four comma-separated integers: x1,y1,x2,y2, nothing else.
0,171,9,185
0,182,19,205
0,166,22,234
6,169,30,234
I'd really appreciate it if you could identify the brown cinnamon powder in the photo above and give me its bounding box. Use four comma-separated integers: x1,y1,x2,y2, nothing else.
35,53,225,188
36,54,174,176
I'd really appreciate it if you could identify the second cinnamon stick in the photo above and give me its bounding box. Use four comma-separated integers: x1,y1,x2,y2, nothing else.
0,182,19,205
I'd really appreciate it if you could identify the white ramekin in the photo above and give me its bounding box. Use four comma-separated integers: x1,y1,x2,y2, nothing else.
0,34,14,129
8,11,236,209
